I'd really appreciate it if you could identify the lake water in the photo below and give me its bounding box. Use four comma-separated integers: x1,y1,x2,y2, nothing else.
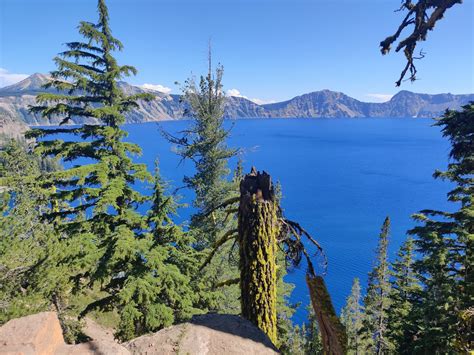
124,117,453,324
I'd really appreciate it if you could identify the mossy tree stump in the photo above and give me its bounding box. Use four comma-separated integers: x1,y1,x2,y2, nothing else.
238,168,278,344
203,167,347,352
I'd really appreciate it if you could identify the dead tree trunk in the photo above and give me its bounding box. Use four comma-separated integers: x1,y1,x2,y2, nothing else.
306,274,347,355
238,168,278,344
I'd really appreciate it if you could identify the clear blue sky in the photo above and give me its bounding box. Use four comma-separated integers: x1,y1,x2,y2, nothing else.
0,0,472,103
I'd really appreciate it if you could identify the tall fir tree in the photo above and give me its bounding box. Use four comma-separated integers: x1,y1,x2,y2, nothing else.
361,216,392,354
163,52,242,316
163,51,237,249
341,278,364,354
408,103,474,353
26,0,195,341
386,237,421,354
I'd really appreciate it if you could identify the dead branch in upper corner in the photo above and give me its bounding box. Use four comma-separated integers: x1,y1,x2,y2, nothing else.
380,0,462,86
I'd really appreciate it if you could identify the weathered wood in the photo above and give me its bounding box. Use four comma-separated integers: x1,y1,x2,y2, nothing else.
306,274,348,355
238,168,278,344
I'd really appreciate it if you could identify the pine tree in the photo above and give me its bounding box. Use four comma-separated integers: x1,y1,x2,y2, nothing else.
280,324,307,355
109,164,197,341
162,51,243,317
408,103,474,353
304,307,324,355
163,51,237,249
386,237,421,353
341,278,364,354
25,0,195,341
361,216,392,354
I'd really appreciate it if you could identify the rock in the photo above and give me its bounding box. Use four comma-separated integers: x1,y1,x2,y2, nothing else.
0,312,279,355
2,74,473,125
55,317,130,355
125,313,279,355
56,340,130,355
0,312,65,355
0,312,130,355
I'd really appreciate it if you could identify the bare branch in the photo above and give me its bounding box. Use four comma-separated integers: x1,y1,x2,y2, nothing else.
380,0,462,86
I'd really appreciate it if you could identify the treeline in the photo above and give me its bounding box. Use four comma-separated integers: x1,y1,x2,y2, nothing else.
338,106,473,354
0,0,472,354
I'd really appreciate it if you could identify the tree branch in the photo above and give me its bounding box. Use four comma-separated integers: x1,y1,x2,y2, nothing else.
380,0,462,86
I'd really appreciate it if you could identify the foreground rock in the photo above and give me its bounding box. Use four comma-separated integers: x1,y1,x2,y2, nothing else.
0,312,64,354
0,312,129,354
0,312,279,354
126,314,279,355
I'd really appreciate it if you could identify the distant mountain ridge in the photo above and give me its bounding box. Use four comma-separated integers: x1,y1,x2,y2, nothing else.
0,73,472,126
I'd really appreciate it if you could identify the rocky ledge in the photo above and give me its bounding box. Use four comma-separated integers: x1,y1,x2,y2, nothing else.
0,312,279,355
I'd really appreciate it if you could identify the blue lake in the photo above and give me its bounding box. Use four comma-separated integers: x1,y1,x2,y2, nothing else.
123,117,453,324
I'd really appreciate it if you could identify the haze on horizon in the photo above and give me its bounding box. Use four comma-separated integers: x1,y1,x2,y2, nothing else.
0,0,472,103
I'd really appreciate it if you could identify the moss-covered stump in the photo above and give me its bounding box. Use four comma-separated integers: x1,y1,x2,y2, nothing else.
306,274,347,355
238,168,278,344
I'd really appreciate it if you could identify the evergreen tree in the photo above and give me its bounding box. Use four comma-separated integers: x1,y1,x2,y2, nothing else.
0,139,92,342
341,278,364,354
164,52,237,249
0,139,55,322
361,216,392,354
162,52,243,316
408,103,474,353
386,238,421,353
304,307,324,355
25,0,194,341
278,324,305,355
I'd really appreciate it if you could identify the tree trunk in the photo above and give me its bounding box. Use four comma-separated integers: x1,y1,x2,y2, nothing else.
238,168,278,344
306,274,348,355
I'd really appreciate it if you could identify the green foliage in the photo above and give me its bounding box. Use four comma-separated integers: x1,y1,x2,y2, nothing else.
279,307,324,355
0,139,69,324
163,56,242,317
18,0,196,341
340,278,364,354
386,238,421,354
304,308,324,355
164,58,237,248
279,307,323,355
0,138,92,341
280,324,307,355
408,103,474,353
361,216,392,354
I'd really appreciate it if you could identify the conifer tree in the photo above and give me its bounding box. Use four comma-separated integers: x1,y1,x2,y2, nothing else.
0,140,84,340
386,237,421,354
341,278,364,354
408,103,474,352
0,139,55,322
162,51,243,314
163,50,237,249
280,325,307,355
304,307,324,354
361,217,392,354
25,0,194,341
